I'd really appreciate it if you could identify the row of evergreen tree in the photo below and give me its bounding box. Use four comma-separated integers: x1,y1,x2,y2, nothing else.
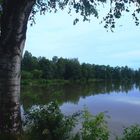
21,51,140,81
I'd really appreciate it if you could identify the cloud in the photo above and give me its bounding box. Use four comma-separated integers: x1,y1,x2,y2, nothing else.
115,97,140,105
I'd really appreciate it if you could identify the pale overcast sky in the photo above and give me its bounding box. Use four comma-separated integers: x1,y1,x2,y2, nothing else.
25,9,140,69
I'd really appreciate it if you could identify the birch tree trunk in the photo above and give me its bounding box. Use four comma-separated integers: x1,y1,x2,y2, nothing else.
0,0,35,135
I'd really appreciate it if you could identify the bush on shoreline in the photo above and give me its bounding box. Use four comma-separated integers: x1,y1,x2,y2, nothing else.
23,102,140,140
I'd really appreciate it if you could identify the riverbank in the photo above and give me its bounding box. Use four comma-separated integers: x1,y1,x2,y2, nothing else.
21,78,135,87
21,79,104,86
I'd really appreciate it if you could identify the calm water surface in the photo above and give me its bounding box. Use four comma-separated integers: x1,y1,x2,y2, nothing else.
21,81,140,138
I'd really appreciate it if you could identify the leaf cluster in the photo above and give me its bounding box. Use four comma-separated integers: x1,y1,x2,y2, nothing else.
24,101,79,140
119,125,140,140
80,108,109,140
0,0,140,30
29,0,140,30
23,101,140,140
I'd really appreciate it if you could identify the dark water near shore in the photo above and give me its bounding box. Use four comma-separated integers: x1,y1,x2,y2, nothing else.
21,81,140,138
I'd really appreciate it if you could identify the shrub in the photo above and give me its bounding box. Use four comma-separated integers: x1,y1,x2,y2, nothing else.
21,71,33,79
23,102,79,140
80,108,109,140
119,124,140,140
23,103,109,140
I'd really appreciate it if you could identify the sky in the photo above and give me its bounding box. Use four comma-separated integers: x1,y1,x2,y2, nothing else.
25,7,140,69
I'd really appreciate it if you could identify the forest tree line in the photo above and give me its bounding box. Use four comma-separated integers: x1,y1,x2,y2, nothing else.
21,51,140,81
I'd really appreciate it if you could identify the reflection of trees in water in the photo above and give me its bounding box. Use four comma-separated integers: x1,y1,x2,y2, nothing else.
135,81,140,91
21,81,136,109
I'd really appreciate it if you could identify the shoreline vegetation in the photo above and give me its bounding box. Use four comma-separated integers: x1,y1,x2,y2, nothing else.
21,79,116,86
21,79,137,87
21,51,140,140
21,102,140,140
21,51,140,86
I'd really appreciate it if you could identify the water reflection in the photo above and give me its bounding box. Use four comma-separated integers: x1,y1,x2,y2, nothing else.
21,81,136,108
21,81,140,139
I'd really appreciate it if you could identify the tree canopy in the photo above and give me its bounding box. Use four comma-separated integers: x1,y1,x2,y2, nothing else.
29,0,140,30
31,0,140,29
0,0,140,31
22,51,139,81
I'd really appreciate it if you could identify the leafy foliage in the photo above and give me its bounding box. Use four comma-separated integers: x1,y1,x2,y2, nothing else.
29,0,140,30
1,0,140,30
24,101,79,140
80,108,109,140
22,51,138,82
119,125,140,140
23,102,109,140
23,101,140,140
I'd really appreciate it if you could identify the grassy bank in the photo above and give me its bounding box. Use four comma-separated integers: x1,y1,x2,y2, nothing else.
21,79,70,86
21,78,135,88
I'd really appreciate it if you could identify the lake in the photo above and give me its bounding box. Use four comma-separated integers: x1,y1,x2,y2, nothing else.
21,81,140,139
